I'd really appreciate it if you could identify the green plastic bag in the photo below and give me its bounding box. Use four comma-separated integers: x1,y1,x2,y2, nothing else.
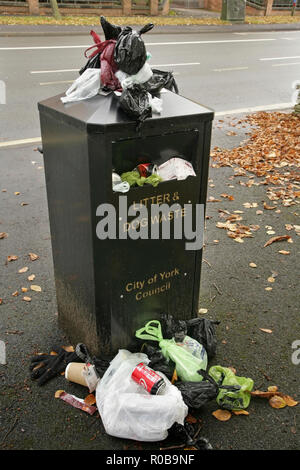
209,365,254,410
135,320,207,382
121,171,162,188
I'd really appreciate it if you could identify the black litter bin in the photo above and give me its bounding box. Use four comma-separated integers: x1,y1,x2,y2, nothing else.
38,91,214,356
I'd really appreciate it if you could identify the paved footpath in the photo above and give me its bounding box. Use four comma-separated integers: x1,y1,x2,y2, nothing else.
0,105,299,450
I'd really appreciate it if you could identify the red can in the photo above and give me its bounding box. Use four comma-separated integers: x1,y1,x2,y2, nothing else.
135,163,158,178
131,363,166,395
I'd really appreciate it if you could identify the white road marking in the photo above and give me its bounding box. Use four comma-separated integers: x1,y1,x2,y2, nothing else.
272,62,300,67
0,102,294,149
39,80,74,86
213,66,249,72
260,55,300,61
31,63,200,74
215,102,293,116
0,38,276,51
0,137,41,148
31,68,79,74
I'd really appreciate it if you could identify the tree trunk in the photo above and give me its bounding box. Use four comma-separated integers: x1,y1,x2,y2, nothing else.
50,0,62,20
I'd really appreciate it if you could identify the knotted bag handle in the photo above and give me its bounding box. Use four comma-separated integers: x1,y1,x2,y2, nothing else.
135,320,163,342
139,23,154,35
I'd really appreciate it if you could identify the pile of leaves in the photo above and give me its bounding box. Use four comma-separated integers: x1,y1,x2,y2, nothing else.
211,112,300,207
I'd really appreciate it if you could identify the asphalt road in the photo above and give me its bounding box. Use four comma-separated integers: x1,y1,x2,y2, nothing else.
0,27,299,452
0,29,300,142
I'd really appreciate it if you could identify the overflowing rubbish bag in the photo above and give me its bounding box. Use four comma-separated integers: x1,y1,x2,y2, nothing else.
95,349,188,441
209,365,254,410
60,16,179,127
114,24,154,75
61,69,101,104
136,320,208,382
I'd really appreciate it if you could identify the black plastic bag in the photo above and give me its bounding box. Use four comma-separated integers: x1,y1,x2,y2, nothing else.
119,84,152,128
114,23,154,75
100,15,122,40
79,52,101,76
142,344,176,381
160,313,219,359
160,313,187,341
175,369,220,409
145,69,179,96
186,318,220,359
167,422,213,450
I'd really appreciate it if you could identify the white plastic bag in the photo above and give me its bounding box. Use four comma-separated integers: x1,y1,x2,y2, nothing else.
115,62,153,90
157,157,196,181
61,68,101,104
95,350,188,442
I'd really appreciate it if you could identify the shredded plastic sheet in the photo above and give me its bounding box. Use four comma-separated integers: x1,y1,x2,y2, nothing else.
56,391,97,415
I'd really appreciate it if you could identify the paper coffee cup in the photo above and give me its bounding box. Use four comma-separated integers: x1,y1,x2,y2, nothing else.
65,362,88,387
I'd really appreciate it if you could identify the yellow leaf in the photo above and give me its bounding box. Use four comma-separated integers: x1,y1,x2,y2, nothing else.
29,252,39,261
281,395,298,407
28,274,36,281
232,410,249,416
267,386,278,393
84,394,96,406
55,390,65,398
269,395,287,409
259,328,273,334
22,296,31,302
212,409,232,421
18,267,28,273
30,285,42,292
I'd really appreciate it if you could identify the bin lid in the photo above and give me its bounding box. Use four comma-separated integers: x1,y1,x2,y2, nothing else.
38,91,214,133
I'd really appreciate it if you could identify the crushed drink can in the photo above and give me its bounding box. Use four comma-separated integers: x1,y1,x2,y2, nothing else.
131,363,166,395
135,163,158,178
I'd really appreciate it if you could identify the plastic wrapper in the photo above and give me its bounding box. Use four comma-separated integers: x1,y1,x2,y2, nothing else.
95,350,188,441
135,321,207,382
209,365,254,410
115,62,153,90
114,24,154,75
61,68,101,104
157,158,196,182
121,170,162,188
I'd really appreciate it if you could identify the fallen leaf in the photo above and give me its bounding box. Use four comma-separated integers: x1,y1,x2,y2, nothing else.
269,395,287,409
278,250,290,255
50,351,58,356
55,390,65,398
264,235,291,247
14,192,20,196
30,285,42,292
21,287,28,293
267,386,278,393
18,267,28,273
7,255,18,262
232,410,249,416
12,291,19,297
263,202,276,210
281,395,298,407
267,277,275,283
28,274,36,281
28,252,39,261
0,298,3,305
22,296,31,302
84,394,96,406
199,308,208,314
20,202,29,206
186,414,198,424
62,345,74,352
249,262,257,268
259,328,273,334
265,287,273,291
212,409,232,421
0,232,8,239
171,369,178,384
